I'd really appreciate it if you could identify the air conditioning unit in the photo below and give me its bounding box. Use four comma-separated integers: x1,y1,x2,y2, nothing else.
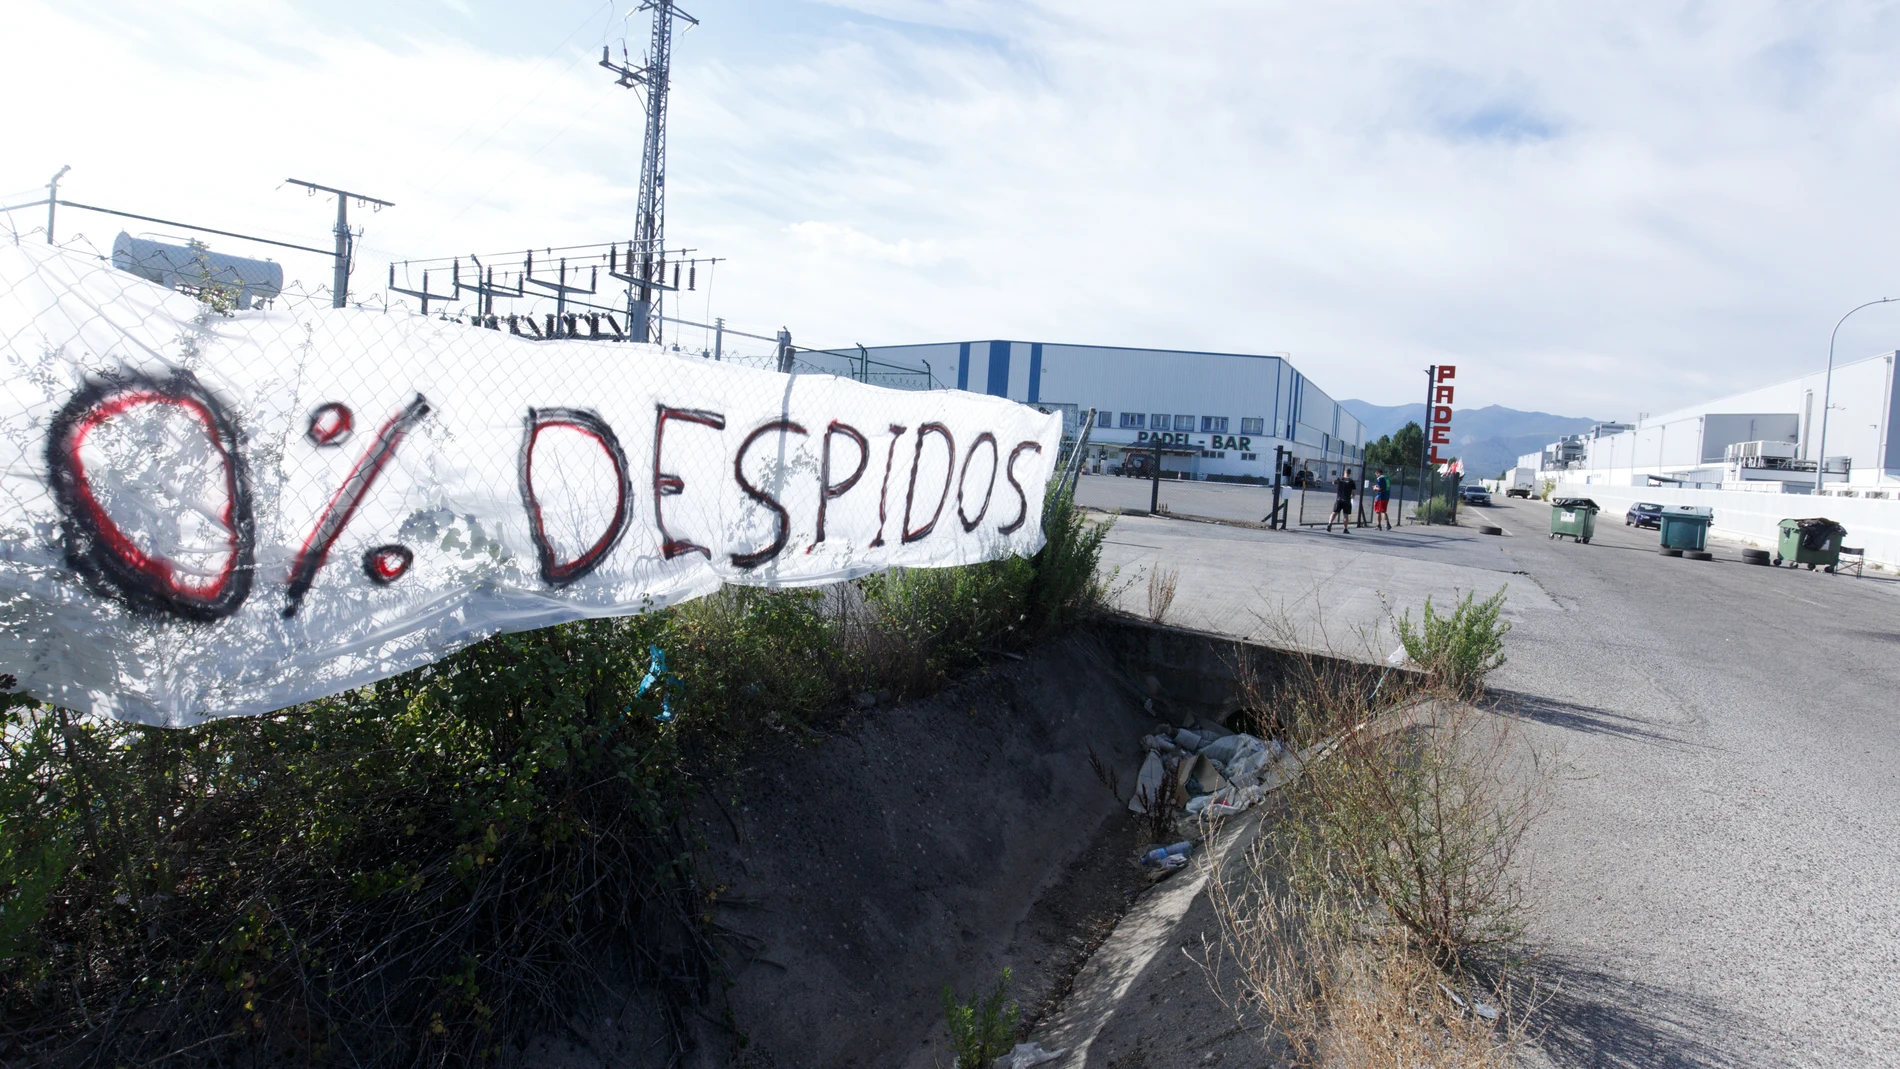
1725,440,1798,462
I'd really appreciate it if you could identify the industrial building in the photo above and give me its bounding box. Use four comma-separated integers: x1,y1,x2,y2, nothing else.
841,340,1369,482
1521,351,1900,567
1524,351,1900,496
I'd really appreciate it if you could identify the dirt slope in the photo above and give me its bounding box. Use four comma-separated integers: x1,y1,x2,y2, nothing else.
694,630,1154,1067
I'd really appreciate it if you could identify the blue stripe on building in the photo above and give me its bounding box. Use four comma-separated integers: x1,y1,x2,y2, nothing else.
987,340,1011,397
957,342,971,391
1027,343,1043,403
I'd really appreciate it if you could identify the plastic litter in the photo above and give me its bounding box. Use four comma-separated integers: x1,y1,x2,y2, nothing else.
997,1041,1066,1068
1217,735,1273,787
1198,734,1242,765
1174,728,1203,752
1129,751,1166,813
1142,841,1192,865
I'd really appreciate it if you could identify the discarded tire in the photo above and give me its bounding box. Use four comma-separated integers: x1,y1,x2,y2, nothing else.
1685,550,1713,561
1480,525,1503,536
1660,548,1684,557
1742,549,1770,565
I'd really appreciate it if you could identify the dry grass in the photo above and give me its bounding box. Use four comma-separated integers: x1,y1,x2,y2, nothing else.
1146,562,1179,624
1196,614,1542,1066
1200,827,1533,1069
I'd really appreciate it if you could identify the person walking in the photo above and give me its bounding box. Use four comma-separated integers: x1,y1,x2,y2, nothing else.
1326,470,1355,532
1372,467,1392,530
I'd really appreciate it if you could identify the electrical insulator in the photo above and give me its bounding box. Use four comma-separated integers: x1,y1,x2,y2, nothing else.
689,264,696,290
673,263,680,288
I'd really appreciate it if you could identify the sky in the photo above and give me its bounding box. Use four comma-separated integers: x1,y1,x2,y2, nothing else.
6,0,1900,416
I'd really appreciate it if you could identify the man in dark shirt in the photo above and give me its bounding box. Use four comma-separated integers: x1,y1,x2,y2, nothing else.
1326,471,1355,532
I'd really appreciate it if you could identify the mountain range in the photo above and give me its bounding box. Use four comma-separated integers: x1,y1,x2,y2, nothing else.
1339,400,1600,479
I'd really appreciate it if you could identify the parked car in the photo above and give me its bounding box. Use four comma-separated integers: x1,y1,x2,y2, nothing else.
1626,502,1663,528
1460,484,1492,506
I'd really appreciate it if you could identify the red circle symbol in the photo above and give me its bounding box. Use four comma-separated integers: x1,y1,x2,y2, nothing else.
307,403,354,446
47,372,256,621
363,544,413,585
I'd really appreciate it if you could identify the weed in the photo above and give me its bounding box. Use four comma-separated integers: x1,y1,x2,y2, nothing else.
1202,842,1529,1068
1086,743,1121,798
1281,700,1538,968
1145,562,1179,624
942,967,1018,1068
1029,483,1113,632
1396,588,1511,699
1133,775,1177,847
1200,624,1542,1064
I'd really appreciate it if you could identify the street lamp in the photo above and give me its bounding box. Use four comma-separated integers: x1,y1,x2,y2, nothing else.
1816,298,1900,493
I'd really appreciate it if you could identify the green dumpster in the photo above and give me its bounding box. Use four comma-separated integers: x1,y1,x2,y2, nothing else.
1775,517,1845,571
1658,505,1713,552
1549,497,1599,543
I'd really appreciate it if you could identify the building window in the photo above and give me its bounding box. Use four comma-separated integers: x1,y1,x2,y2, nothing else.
1118,412,1145,429
1241,452,1258,461
1240,417,1265,435
1173,414,1195,432
1200,449,1226,459
1152,412,1170,430
1096,410,1112,427
1200,416,1229,433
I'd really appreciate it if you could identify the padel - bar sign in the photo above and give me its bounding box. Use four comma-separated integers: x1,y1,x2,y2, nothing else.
1425,364,1457,466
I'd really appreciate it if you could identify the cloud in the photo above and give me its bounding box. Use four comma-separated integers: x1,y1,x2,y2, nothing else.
7,0,1900,416
785,221,944,266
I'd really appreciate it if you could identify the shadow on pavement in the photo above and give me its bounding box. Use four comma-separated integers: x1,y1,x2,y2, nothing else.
1489,691,1698,749
1522,952,1766,1069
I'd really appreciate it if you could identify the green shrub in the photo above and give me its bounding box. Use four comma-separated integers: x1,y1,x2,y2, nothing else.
0,485,1115,1063
1,618,699,1065
1397,588,1510,698
1414,495,1457,525
942,967,1018,1068
1030,484,1111,632
1279,703,1535,970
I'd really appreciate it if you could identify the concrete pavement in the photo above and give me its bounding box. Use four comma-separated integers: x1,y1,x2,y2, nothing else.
1073,476,1900,1068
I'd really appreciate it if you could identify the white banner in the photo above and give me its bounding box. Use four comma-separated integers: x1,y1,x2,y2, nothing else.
0,242,1060,725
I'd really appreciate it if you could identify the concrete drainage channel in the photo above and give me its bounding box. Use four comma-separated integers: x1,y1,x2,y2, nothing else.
617,618,1412,1069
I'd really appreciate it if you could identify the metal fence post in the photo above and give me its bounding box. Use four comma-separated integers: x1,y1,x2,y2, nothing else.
1149,437,1162,514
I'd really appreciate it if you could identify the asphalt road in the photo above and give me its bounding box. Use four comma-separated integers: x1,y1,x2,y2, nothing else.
1074,477,1900,1068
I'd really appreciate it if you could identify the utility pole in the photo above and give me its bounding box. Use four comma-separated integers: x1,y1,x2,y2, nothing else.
775,328,794,373
45,165,69,244
602,0,697,342
286,178,394,308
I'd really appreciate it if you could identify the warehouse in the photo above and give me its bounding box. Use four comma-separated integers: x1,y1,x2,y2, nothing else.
1526,350,1900,496
847,340,1369,482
